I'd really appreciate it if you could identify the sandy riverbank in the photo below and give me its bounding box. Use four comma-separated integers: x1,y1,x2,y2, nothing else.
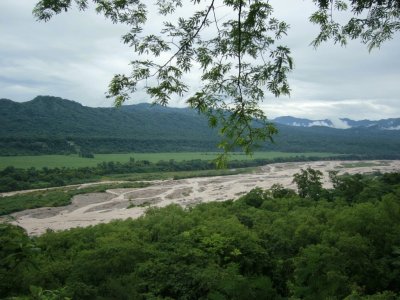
6,160,400,235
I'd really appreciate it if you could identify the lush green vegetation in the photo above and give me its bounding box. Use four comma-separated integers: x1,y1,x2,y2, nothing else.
0,159,211,193
0,97,215,141
1,171,400,299
1,97,400,158
0,152,339,170
0,182,150,216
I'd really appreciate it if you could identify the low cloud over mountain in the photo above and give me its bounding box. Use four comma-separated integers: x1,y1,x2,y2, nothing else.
273,116,400,130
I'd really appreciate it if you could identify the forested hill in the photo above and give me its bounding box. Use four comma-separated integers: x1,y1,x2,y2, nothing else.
0,96,216,140
1,95,400,157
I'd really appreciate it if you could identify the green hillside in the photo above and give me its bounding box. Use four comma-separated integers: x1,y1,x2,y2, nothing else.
0,96,216,140
1,95,400,157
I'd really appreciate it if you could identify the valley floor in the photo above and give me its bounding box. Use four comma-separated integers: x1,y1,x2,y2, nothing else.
7,160,400,235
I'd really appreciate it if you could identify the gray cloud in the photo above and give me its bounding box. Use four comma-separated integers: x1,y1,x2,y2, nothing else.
0,0,399,120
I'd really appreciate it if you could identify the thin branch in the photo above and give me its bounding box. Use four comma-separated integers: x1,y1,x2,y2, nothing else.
237,0,243,106
151,0,215,77
212,5,220,32
259,50,267,64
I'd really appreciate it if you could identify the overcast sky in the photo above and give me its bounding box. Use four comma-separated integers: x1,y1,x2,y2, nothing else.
1,0,399,120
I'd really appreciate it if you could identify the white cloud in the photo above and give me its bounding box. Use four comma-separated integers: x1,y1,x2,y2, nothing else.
330,118,351,129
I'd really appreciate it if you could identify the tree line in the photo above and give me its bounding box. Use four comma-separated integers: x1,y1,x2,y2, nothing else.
0,155,368,193
2,126,400,157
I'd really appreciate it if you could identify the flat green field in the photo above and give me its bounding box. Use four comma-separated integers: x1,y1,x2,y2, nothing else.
0,152,340,170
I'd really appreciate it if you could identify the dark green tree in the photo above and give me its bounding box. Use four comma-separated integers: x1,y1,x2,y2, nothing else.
329,170,366,203
0,224,39,297
292,167,324,200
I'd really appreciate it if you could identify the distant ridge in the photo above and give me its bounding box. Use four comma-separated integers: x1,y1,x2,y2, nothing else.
273,115,400,130
1,96,400,157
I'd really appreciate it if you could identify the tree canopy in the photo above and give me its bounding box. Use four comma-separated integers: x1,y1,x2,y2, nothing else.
32,0,400,163
1,171,400,299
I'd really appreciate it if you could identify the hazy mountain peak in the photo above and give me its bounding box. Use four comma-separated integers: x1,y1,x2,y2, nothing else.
29,95,83,107
272,116,400,130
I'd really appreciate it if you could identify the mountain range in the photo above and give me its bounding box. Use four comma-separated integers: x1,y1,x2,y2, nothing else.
1,96,400,157
272,116,400,130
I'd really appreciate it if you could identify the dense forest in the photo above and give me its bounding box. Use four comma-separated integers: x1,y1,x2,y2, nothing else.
1,96,400,157
1,171,399,299
0,96,217,148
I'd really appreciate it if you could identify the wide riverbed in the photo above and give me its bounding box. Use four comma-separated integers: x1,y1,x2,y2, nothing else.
7,160,400,235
